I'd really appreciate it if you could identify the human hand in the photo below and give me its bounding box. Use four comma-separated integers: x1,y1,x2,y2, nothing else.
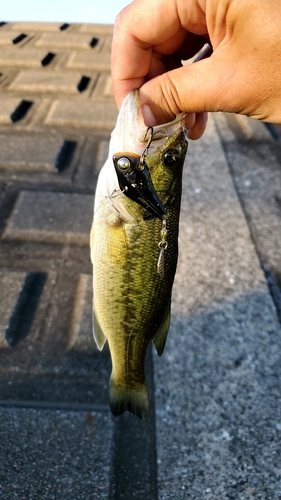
111,0,281,139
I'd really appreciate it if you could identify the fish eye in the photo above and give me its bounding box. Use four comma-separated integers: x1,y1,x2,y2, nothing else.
116,157,131,170
163,149,180,167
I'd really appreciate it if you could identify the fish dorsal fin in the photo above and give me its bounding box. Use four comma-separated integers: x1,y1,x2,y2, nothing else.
93,309,107,351
153,300,171,357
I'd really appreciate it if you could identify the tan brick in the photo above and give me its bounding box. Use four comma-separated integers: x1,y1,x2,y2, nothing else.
8,70,87,94
3,191,94,245
35,33,95,49
102,35,113,53
92,73,114,100
45,99,117,130
0,49,48,67
0,97,22,124
66,50,110,71
67,274,97,352
10,22,64,32
0,31,26,46
79,23,113,35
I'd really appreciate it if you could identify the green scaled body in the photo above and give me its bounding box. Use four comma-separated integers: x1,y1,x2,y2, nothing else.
90,91,188,418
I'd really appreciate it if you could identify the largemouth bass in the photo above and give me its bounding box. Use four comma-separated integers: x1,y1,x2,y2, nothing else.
91,91,187,418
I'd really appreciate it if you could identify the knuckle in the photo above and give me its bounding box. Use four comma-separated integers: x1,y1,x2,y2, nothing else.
159,73,182,116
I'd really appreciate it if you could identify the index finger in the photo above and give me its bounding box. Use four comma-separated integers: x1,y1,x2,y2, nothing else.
111,0,205,108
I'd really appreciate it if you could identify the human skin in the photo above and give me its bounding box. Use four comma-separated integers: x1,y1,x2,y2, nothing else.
111,0,281,139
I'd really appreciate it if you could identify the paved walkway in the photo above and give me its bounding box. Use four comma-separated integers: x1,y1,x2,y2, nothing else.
0,21,281,500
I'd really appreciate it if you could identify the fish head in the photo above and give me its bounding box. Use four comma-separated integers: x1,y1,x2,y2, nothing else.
97,90,187,221
141,119,188,215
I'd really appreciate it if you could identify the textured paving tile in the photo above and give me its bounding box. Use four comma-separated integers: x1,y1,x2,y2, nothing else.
9,69,90,94
67,50,111,71
102,35,113,53
0,270,27,349
3,191,94,244
0,134,73,172
35,32,98,49
92,73,114,100
0,269,54,367
0,49,49,67
79,23,113,35
45,99,117,129
67,273,97,352
75,137,109,186
0,266,110,407
0,271,49,354
10,22,64,32
0,31,27,46
0,97,22,124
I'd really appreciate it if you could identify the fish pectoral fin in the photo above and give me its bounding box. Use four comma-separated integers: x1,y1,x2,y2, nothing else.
153,300,171,357
93,309,107,351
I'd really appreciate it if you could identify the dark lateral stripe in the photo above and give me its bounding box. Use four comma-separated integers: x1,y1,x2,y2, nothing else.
10,100,33,122
109,346,158,500
12,33,27,44
0,22,6,28
55,140,77,173
5,272,48,347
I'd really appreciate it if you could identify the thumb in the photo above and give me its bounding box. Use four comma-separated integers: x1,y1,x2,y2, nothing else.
139,54,237,126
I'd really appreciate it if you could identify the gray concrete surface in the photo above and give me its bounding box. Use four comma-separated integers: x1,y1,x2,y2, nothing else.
155,116,281,499
0,21,281,500
0,408,113,499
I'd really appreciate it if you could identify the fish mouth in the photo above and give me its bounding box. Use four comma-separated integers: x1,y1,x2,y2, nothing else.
113,152,167,220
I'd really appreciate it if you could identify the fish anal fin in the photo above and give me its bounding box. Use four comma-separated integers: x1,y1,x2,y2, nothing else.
153,300,171,357
109,377,149,419
93,309,107,351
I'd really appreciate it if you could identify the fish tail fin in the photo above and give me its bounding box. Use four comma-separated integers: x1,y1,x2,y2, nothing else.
108,377,149,419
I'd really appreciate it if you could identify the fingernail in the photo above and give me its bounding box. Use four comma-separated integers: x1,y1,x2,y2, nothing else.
141,104,157,127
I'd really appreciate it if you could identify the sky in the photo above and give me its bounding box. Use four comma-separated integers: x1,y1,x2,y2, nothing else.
1,0,130,24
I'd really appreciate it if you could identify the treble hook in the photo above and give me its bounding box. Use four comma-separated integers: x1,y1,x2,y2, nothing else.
143,126,154,145
140,127,154,167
